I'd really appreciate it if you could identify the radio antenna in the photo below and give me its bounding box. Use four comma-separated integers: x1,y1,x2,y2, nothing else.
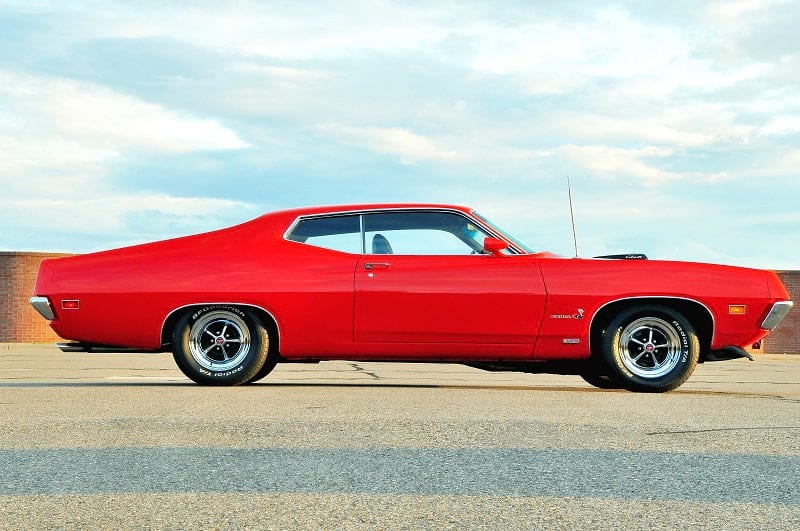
567,176,579,257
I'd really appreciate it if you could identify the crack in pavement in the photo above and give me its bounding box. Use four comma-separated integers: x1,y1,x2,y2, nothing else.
348,363,380,379
647,426,800,435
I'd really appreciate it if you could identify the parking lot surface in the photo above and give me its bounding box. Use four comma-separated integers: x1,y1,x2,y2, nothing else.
1,344,798,528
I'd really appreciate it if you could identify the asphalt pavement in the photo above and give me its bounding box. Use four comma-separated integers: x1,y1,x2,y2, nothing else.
0,344,798,528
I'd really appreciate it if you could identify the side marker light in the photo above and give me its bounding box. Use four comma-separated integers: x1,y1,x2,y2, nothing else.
61,300,80,310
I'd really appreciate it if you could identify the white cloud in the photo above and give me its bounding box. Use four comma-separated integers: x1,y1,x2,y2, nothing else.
316,124,458,164
0,69,254,250
469,19,586,76
560,145,729,185
0,136,115,196
759,149,800,176
705,0,788,20
614,62,772,99
521,74,586,96
0,70,248,154
59,2,449,61
759,116,800,136
0,69,249,205
0,193,255,251
546,102,759,151
466,8,726,100
231,62,334,83
550,113,715,148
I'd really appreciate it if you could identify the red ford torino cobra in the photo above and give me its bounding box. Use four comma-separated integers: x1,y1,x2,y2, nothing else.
30,203,792,392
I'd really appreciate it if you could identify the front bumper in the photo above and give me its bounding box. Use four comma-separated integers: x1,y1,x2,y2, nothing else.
761,301,793,330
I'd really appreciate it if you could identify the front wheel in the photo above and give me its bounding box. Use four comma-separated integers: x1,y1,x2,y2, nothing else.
172,305,271,385
579,370,620,389
602,305,699,392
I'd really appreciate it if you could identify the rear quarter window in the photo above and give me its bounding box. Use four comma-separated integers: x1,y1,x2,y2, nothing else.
286,215,362,254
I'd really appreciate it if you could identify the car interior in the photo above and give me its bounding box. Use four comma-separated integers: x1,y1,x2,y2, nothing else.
371,234,393,254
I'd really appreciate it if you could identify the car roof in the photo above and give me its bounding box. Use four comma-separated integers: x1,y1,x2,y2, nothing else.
260,203,474,220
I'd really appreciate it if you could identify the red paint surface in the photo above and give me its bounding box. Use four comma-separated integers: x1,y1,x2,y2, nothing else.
32,204,792,360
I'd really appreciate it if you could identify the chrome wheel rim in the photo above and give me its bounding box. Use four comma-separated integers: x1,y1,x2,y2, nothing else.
618,317,681,379
188,311,251,371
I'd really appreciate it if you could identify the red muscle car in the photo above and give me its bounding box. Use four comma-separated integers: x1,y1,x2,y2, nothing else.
30,203,793,391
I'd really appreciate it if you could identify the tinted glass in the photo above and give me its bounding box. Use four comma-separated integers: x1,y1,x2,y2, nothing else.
363,211,490,255
287,215,362,253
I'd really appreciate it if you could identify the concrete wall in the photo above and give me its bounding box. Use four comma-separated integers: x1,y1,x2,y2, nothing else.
1,252,798,352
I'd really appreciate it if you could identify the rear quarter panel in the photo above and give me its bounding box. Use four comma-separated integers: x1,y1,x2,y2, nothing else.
36,212,357,351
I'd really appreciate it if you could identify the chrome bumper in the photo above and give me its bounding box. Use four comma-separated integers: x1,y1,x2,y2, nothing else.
30,296,55,321
761,301,793,330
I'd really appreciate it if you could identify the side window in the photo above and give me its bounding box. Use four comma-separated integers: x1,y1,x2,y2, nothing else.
363,211,491,255
286,215,361,253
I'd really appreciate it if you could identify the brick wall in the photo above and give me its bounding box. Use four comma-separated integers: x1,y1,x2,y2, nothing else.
762,271,800,354
0,252,72,342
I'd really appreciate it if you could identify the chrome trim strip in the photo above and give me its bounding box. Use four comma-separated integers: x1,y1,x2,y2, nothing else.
282,207,525,255
161,302,282,349
760,301,793,330
588,296,716,343
359,214,365,254
30,296,55,321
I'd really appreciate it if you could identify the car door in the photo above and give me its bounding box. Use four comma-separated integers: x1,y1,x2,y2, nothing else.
353,210,547,358
279,213,362,356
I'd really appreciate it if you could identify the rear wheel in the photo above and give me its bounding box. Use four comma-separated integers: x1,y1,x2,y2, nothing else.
245,323,279,384
172,305,271,385
602,305,699,392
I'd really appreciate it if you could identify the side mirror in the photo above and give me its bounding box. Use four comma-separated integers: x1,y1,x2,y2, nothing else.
483,237,508,256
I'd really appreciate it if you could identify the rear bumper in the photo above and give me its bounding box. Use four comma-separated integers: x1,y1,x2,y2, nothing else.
761,301,793,330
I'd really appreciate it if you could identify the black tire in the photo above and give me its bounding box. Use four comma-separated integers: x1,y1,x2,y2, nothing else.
172,305,270,385
245,325,279,384
245,357,279,384
579,370,621,389
602,305,699,392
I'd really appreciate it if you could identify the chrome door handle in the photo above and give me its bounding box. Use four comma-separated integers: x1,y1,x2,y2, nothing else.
364,262,390,269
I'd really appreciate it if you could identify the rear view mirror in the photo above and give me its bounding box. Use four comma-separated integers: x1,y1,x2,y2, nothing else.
483,237,508,256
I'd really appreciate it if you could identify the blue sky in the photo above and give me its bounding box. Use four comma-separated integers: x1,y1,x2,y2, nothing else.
1,0,798,269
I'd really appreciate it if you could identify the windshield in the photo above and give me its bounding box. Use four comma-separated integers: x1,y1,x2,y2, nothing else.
471,211,535,254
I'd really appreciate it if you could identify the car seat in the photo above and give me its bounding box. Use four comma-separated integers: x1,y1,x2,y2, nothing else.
371,234,393,254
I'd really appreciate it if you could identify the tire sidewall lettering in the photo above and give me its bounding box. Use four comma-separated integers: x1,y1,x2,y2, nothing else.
197,365,243,377
192,304,245,322
212,365,244,377
672,320,689,363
